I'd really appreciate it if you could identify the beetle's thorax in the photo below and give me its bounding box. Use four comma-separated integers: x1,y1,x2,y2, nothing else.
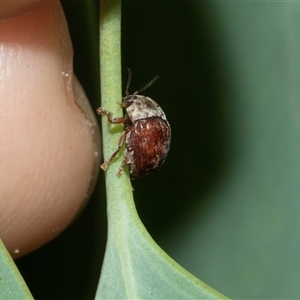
122,95,167,122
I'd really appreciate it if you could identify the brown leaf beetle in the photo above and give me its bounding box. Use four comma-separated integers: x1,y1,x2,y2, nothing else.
97,68,171,179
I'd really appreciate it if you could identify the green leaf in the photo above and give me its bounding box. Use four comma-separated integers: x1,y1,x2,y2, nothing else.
96,0,228,298
96,199,227,299
0,239,33,299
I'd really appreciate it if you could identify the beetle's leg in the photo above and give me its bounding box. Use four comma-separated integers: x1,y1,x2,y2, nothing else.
116,144,133,177
116,160,127,177
97,107,128,124
100,131,126,171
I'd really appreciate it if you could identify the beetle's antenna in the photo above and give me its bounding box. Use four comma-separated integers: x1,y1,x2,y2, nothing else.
125,68,132,96
134,75,159,95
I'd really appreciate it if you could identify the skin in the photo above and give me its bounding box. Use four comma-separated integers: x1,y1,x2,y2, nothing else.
0,0,101,258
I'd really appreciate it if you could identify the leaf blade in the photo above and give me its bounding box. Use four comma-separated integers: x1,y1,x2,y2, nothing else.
0,239,33,299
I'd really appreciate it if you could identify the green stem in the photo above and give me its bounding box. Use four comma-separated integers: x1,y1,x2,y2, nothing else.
99,0,133,198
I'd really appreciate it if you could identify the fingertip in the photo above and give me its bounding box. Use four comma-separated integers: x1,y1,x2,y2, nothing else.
0,1,101,258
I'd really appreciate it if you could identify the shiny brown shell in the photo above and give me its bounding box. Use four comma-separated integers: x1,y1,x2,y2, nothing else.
123,115,171,179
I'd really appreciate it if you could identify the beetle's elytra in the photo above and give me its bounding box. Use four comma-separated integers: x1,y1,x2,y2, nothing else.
97,68,171,179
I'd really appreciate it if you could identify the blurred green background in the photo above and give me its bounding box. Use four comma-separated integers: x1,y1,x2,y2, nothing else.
16,0,300,299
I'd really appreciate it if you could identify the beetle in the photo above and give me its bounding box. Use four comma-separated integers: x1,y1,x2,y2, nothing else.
97,68,171,179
